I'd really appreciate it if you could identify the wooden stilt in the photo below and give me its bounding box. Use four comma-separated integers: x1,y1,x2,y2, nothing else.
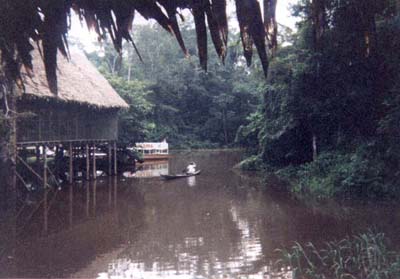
21,147,28,162
113,175,117,209
108,177,112,207
47,166,61,189
69,184,73,227
113,141,117,176
69,143,73,184
108,143,112,176
92,144,97,180
86,143,90,180
92,180,97,215
43,190,48,235
54,145,60,179
35,145,40,169
43,145,48,189
15,171,29,190
17,155,43,183
85,182,90,218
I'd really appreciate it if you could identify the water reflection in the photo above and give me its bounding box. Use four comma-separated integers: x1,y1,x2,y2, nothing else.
0,175,145,278
100,191,293,279
1,150,400,279
187,176,196,187
123,161,169,178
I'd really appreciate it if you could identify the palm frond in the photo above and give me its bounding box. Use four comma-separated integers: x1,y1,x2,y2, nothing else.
0,0,278,93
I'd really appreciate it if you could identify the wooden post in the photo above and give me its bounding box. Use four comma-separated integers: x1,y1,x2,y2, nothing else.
17,155,44,183
85,182,90,218
38,118,42,141
92,180,97,215
69,143,73,184
108,143,112,176
108,177,112,207
92,143,97,180
113,175,117,209
113,141,117,176
43,189,48,235
86,143,90,180
69,184,73,227
35,145,40,170
54,145,59,178
43,145,48,189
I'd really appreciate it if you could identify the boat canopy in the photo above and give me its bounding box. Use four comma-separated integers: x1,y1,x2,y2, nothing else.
135,141,169,154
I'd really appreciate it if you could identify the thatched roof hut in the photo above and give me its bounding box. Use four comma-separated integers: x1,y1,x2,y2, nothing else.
20,49,128,110
17,48,128,145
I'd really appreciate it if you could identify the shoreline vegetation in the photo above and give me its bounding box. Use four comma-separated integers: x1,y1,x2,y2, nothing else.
85,1,400,203
275,231,400,279
235,1,400,203
238,149,400,202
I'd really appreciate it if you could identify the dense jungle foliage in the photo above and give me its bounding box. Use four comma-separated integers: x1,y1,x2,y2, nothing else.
238,0,400,199
86,21,265,149
86,0,400,200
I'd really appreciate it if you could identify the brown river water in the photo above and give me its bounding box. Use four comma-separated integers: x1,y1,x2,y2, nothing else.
0,150,400,278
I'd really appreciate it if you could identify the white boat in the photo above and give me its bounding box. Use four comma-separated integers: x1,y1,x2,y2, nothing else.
135,140,170,160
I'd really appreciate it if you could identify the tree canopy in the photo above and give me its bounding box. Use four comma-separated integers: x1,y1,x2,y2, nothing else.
86,23,264,148
239,0,400,199
0,0,278,93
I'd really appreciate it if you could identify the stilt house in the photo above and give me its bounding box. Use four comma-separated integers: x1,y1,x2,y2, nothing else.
16,48,128,182
17,49,128,144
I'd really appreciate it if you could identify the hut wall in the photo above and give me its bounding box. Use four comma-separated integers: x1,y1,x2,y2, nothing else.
17,99,119,144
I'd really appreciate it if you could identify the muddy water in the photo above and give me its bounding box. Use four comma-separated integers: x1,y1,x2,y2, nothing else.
0,150,400,279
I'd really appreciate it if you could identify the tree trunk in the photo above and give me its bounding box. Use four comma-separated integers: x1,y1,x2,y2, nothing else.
127,64,131,82
312,133,318,161
312,0,326,52
0,81,17,210
222,109,228,145
397,0,400,15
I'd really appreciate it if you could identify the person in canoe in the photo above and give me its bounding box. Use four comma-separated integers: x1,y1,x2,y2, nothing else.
161,162,200,179
184,162,197,174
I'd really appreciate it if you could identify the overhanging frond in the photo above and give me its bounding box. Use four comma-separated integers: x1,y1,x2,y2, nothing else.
0,0,278,93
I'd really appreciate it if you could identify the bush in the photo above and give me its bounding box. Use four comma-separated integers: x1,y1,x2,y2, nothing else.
238,155,265,171
276,231,400,279
276,144,398,200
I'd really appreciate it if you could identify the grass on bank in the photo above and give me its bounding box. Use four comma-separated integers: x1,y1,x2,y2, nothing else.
239,143,400,200
275,231,400,279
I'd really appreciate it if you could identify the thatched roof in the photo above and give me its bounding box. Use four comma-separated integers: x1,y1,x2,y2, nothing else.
0,1,278,94
20,48,129,109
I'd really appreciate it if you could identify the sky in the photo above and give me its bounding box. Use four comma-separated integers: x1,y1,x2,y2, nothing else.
70,0,298,52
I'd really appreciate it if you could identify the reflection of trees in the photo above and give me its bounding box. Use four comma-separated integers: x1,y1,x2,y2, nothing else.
0,178,146,278
103,150,400,279
3,150,400,279
119,182,242,277
105,170,293,279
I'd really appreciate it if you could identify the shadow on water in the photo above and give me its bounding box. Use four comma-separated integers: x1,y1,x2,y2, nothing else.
0,176,146,278
0,150,400,278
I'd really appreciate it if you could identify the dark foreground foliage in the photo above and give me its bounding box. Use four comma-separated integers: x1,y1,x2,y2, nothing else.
276,232,400,279
0,0,278,93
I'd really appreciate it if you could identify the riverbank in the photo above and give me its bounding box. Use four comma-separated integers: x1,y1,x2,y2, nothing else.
237,154,400,278
275,231,400,279
238,148,400,202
